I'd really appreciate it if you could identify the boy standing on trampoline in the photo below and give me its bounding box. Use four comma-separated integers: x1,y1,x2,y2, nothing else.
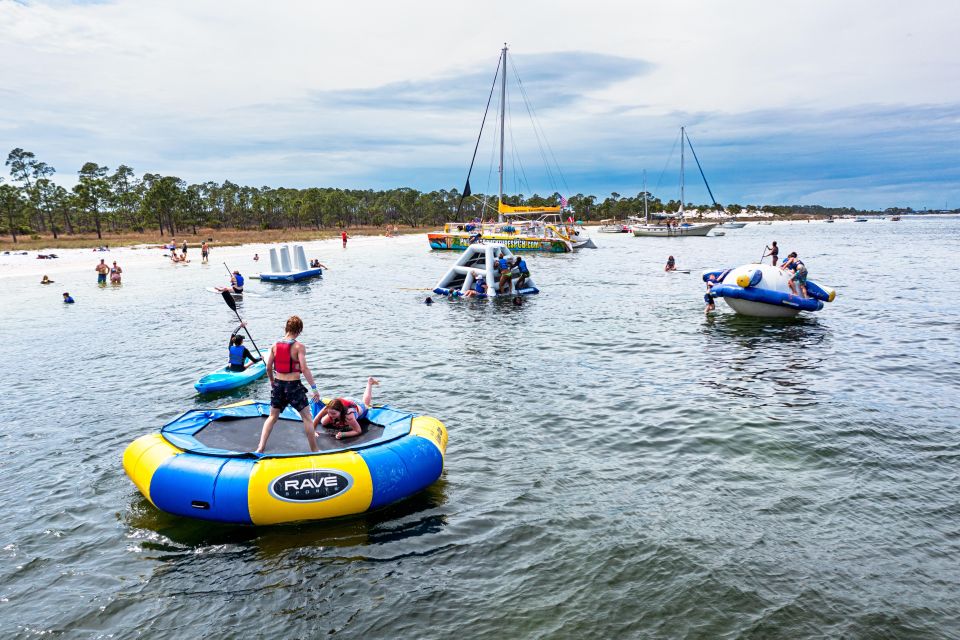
254,315,322,454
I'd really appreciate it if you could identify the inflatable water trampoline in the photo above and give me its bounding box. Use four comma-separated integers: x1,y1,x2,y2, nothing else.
704,263,836,318
123,401,447,525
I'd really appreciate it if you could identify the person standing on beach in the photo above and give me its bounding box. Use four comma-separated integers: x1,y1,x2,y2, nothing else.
341,230,348,248
254,316,322,454
201,241,209,264
181,240,188,257
95,259,109,285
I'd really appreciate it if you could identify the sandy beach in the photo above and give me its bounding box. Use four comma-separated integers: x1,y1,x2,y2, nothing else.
0,233,409,282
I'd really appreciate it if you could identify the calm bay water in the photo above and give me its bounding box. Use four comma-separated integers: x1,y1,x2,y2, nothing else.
1,219,959,638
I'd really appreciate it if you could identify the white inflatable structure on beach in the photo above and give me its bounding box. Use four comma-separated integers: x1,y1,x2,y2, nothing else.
433,244,539,298
259,244,322,282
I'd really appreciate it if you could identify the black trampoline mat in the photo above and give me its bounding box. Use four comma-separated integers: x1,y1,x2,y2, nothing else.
193,416,386,454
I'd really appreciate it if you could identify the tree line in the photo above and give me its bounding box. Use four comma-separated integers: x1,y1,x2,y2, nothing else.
0,148,884,242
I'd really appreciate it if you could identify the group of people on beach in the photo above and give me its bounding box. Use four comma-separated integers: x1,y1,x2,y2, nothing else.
227,315,379,453
164,239,211,264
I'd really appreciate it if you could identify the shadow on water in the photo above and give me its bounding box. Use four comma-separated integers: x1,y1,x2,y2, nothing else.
697,313,832,403
252,277,326,301
701,312,827,345
122,479,449,556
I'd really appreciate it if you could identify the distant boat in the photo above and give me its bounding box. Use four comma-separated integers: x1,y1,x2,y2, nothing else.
631,129,717,238
891,215,901,221
757,221,772,225
598,219,630,233
634,221,716,237
719,221,747,229
855,217,868,222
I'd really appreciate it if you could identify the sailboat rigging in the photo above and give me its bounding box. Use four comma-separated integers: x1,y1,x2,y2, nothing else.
430,44,595,252
632,127,719,237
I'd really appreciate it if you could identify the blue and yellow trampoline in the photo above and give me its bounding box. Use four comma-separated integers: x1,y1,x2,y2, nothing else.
123,401,448,525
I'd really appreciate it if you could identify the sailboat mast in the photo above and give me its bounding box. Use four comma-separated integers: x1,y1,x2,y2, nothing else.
643,169,648,224
679,126,685,218
498,43,508,222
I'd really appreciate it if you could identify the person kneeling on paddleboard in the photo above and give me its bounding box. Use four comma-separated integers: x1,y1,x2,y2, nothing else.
227,322,261,371
254,316,321,453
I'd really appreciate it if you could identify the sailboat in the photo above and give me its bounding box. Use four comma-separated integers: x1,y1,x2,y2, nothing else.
427,44,593,253
632,127,718,238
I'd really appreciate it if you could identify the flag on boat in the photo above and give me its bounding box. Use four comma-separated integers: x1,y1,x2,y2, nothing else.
560,195,568,207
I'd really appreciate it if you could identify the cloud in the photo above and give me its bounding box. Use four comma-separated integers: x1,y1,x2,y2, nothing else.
318,52,653,111
1,0,958,208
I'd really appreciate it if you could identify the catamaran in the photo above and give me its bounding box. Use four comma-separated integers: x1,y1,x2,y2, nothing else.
427,44,594,253
632,127,717,238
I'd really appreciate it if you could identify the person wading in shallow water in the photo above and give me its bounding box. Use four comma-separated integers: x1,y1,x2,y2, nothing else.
254,315,321,454
95,259,109,285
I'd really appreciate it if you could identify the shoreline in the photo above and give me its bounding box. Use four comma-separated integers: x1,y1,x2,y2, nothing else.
0,230,424,281
0,225,423,252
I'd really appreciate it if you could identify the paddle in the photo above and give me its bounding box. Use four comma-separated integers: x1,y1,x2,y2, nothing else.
220,290,264,361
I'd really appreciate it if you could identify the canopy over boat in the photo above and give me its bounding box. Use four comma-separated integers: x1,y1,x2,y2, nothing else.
499,203,562,214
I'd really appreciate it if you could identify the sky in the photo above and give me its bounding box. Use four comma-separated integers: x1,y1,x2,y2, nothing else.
1,0,958,209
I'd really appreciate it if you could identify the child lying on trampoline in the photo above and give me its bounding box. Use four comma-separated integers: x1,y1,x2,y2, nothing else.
314,377,379,440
